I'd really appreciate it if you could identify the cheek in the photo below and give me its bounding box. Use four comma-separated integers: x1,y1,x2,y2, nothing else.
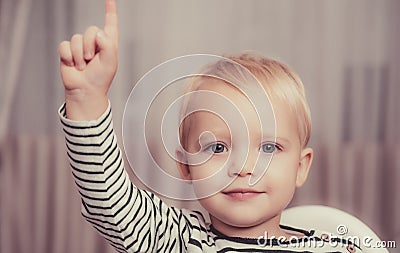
264,158,298,206
189,164,209,180
265,155,299,182
189,156,228,179
198,195,220,213
189,160,233,198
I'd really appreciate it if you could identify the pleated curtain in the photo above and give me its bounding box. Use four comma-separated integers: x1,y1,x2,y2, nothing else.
1,1,399,252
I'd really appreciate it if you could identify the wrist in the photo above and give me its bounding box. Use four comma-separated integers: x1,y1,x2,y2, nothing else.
65,92,109,121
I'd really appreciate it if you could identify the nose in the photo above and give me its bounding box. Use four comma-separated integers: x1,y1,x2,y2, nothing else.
227,149,257,177
229,164,254,177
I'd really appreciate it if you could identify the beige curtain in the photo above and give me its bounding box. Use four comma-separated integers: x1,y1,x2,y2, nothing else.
1,0,399,252
0,135,113,252
0,0,32,141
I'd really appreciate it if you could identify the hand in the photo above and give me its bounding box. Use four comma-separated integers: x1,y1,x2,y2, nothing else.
58,0,119,120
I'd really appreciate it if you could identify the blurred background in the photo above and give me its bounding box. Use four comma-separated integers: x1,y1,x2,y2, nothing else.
1,0,399,252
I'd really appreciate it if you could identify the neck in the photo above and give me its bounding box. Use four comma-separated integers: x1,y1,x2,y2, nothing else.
210,213,290,239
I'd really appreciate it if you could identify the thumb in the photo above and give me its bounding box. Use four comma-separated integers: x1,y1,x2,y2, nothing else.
95,30,117,63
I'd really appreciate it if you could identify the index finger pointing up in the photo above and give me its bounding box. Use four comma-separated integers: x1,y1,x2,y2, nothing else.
104,0,118,43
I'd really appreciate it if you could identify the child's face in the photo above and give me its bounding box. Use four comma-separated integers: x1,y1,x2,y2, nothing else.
177,79,313,237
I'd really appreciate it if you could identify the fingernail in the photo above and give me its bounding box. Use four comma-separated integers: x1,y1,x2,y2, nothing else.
97,31,104,38
85,52,92,59
79,63,85,70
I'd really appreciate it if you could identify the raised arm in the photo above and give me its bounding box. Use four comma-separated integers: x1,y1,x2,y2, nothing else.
57,1,194,252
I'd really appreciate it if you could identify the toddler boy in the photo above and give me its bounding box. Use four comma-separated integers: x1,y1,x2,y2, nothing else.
58,0,360,252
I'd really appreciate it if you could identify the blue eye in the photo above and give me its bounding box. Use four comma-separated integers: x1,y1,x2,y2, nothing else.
261,143,279,153
206,143,228,153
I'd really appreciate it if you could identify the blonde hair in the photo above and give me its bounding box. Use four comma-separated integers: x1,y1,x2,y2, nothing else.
178,53,311,149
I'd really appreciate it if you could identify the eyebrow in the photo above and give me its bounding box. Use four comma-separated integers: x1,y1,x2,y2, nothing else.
261,136,291,145
194,128,231,138
194,127,293,146
275,137,291,145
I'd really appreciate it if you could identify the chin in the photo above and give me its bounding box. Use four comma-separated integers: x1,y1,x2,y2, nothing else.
216,210,266,228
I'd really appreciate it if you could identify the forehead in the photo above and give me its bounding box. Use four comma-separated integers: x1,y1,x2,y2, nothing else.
185,79,299,142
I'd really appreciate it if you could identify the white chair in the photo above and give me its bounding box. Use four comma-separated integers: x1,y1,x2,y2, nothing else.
281,205,389,253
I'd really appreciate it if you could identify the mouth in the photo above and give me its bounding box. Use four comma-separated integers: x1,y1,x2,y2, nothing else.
222,188,264,200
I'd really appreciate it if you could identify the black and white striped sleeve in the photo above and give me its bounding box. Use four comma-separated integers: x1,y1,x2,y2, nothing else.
58,103,191,253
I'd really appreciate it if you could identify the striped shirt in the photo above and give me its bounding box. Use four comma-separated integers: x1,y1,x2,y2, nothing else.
59,103,361,253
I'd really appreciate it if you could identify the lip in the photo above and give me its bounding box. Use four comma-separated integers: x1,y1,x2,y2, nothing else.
222,188,264,200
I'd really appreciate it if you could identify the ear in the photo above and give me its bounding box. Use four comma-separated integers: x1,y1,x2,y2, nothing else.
176,148,192,182
296,147,313,187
